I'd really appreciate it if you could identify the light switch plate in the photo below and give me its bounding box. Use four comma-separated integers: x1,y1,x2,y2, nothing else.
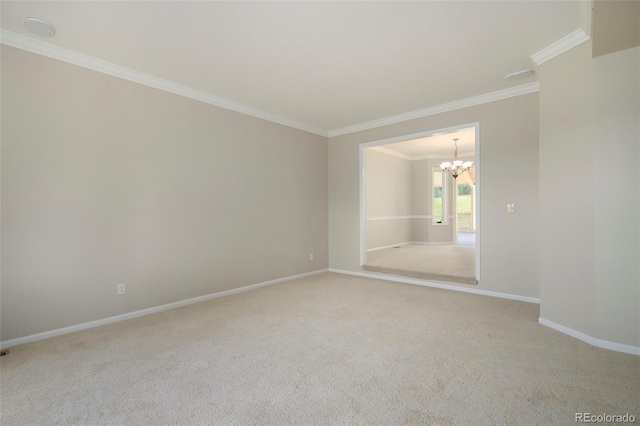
507,203,515,213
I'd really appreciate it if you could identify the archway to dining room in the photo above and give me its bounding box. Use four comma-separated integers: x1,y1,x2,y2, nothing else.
359,123,480,285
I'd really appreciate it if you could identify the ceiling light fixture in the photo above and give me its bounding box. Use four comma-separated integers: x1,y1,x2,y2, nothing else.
440,138,473,179
23,17,55,37
505,69,534,80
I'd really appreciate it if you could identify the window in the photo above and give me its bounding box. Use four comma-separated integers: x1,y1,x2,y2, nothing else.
457,183,473,231
432,168,447,224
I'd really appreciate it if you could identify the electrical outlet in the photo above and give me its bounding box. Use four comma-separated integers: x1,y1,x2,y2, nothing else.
117,283,126,295
309,253,314,261
507,203,515,213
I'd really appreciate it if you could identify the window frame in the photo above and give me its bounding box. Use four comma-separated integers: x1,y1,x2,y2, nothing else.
432,166,448,225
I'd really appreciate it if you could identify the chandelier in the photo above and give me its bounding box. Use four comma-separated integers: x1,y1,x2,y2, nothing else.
440,138,473,179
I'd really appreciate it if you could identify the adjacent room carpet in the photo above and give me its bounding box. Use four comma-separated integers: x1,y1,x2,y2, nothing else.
1,272,638,425
364,243,478,284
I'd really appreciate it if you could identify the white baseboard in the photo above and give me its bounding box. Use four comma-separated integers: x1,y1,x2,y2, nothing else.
0,268,329,350
328,268,539,304
367,242,410,252
538,317,640,356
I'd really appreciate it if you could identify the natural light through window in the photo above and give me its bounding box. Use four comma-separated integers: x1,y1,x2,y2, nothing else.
432,168,446,224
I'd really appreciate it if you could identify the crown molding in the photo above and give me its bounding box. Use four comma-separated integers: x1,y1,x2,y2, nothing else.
2,29,544,140
413,151,475,161
530,29,590,66
328,82,540,138
369,145,475,162
0,30,328,137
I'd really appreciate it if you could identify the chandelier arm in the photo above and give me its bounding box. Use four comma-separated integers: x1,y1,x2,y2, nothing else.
442,139,470,180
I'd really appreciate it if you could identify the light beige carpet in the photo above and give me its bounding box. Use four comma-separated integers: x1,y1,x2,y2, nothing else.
364,243,478,285
1,272,638,425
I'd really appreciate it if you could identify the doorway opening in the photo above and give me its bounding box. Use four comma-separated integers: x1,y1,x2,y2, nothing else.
359,123,480,284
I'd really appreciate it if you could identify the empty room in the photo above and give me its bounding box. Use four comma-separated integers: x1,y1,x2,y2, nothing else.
1,1,639,425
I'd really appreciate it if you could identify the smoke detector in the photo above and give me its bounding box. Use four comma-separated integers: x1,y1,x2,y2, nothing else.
23,17,55,37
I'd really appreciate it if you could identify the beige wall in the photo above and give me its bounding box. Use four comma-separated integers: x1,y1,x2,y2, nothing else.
6,30,635,352
594,45,640,347
538,42,640,347
410,159,432,243
365,149,412,249
1,47,329,341
329,94,540,298
538,42,598,338
592,0,640,58
366,220,412,250
365,149,411,217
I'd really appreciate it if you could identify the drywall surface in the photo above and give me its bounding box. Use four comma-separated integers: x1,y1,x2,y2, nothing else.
592,0,640,58
539,41,640,347
538,41,598,339
366,220,412,250
365,149,412,217
593,46,640,346
1,47,329,341
329,94,540,298
365,149,411,249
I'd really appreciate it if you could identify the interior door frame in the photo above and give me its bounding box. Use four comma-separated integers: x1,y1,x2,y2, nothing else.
359,122,481,281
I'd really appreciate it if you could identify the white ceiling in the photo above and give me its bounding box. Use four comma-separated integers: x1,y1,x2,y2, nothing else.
0,1,586,134
375,128,476,159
